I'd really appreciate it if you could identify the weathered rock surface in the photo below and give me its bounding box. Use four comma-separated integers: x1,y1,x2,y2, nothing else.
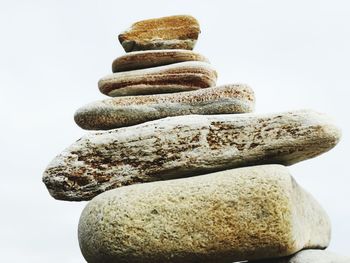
78,165,331,263
43,110,341,201
250,249,350,263
74,84,255,130
118,15,200,52
98,61,217,97
112,49,209,72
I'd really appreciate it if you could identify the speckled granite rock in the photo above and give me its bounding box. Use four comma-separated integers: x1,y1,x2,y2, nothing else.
118,15,200,52
250,249,350,263
74,84,255,130
99,61,217,97
112,49,209,72
78,165,331,263
43,110,341,201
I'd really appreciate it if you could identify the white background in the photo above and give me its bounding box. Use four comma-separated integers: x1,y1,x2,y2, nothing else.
0,0,349,262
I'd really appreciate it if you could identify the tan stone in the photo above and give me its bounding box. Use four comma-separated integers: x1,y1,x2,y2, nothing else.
74,84,255,130
42,110,341,201
250,249,350,263
78,165,331,263
118,15,200,52
98,61,217,97
112,49,209,72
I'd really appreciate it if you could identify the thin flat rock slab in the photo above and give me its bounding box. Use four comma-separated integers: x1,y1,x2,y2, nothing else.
42,109,341,201
112,49,209,72
99,61,217,97
74,84,255,130
249,249,350,263
78,165,331,263
118,15,200,52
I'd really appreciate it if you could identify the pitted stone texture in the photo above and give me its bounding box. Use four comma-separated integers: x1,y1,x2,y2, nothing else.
43,110,341,201
78,165,331,263
74,84,255,130
118,15,200,52
250,249,350,263
99,61,217,97
112,49,209,72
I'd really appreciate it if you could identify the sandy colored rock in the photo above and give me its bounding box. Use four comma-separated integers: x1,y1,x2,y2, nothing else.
112,49,209,72
99,61,217,97
43,109,341,201
74,84,255,130
118,15,200,52
78,165,331,263
250,249,350,263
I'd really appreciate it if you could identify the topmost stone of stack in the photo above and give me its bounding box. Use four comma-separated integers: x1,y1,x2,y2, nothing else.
118,15,200,52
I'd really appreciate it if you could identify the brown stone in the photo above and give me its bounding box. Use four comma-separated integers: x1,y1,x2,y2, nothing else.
98,61,217,97
118,15,200,52
74,84,255,130
112,49,209,72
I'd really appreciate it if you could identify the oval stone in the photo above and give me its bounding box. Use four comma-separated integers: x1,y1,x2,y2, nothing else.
112,49,209,72
98,61,217,97
78,165,331,263
74,84,255,130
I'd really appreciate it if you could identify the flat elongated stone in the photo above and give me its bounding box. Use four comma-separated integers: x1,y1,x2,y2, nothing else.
112,49,209,72
250,249,350,263
43,110,341,201
74,84,255,130
98,61,217,97
118,15,200,52
78,165,331,263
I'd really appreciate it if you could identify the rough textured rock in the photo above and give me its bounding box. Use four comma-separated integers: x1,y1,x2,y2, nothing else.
78,165,331,263
74,84,255,130
250,249,350,263
118,15,200,52
112,49,209,72
43,109,341,201
99,61,217,97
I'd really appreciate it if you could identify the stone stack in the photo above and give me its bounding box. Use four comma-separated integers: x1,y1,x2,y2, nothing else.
42,15,349,263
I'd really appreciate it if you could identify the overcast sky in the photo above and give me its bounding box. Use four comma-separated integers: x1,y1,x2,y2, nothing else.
0,0,349,262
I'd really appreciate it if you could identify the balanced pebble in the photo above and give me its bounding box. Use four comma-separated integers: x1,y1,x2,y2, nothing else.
99,61,217,97
75,84,255,130
112,49,209,72
118,15,200,52
43,110,341,201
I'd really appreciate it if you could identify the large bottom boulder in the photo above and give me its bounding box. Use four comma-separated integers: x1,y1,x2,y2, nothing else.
78,165,330,263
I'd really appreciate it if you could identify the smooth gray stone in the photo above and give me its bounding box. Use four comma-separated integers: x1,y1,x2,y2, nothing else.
249,249,350,263
42,110,341,201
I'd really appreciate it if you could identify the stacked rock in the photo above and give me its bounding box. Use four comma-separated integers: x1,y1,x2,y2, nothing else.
42,15,349,263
